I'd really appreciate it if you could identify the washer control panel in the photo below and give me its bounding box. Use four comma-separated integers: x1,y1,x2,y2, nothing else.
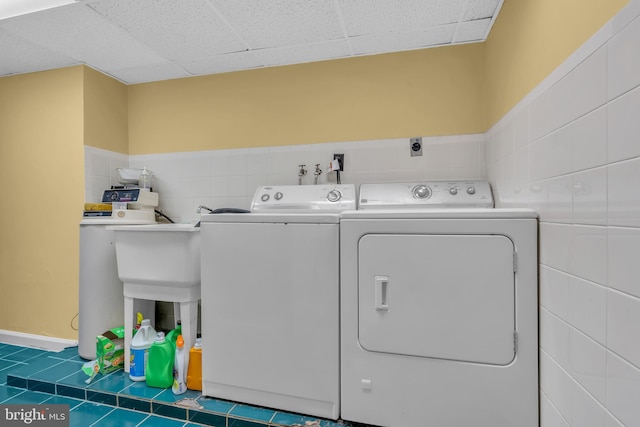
359,180,493,209
251,184,356,212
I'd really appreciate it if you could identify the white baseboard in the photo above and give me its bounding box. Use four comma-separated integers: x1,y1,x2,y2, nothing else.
0,330,77,352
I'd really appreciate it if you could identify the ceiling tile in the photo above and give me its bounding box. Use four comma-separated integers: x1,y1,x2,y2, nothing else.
177,51,264,76
0,28,77,76
105,63,192,85
453,18,492,43
87,0,247,61
339,0,468,36
350,25,456,55
0,0,503,84
0,3,167,71
463,0,502,21
211,0,344,49
251,40,352,67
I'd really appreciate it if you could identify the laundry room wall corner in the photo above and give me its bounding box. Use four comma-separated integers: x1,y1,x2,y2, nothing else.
83,66,129,154
485,0,640,426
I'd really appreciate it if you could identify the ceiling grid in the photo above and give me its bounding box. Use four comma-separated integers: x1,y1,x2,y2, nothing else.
0,0,503,84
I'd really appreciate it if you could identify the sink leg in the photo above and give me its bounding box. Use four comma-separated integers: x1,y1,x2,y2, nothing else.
124,295,134,374
173,302,181,326
178,300,198,375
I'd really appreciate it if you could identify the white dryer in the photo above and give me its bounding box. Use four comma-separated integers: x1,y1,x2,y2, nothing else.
200,184,356,420
340,181,538,427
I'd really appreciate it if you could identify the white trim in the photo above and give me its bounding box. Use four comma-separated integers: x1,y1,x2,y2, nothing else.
0,330,77,352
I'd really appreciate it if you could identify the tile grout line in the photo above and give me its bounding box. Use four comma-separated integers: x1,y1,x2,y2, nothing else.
2,343,350,427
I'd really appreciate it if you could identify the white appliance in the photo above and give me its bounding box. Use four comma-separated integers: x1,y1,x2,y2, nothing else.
340,181,538,427
200,184,356,420
78,188,158,360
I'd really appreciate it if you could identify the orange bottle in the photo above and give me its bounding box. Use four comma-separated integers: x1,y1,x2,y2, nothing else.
186,337,202,391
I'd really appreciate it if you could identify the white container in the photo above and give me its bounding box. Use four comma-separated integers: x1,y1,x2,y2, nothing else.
129,319,156,381
139,167,152,190
172,335,187,395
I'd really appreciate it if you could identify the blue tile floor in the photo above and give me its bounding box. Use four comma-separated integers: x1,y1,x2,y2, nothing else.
0,342,355,427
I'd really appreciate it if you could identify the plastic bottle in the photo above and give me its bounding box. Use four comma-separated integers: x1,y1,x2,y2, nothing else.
146,332,174,388
139,167,152,190
172,335,187,395
186,336,202,391
129,319,156,382
165,321,182,347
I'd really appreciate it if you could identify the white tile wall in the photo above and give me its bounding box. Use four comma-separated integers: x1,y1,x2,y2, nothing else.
83,146,129,203
541,394,571,427
569,328,607,405
540,266,571,320
606,352,640,427
608,227,640,298
86,134,485,223
572,107,608,172
571,381,607,427
608,157,640,227
486,1,640,425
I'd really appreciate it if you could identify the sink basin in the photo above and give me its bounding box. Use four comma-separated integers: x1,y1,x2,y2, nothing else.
110,224,200,290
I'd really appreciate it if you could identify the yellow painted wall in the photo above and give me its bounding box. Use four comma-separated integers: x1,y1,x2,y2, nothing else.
128,0,629,154
0,66,84,340
128,44,486,154
84,67,129,154
485,0,629,127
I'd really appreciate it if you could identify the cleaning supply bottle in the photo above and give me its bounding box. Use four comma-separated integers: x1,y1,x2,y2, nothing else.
146,332,174,388
172,335,187,395
165,321,182,347
186,336,202,391
129,319,156,382
139,166,152,190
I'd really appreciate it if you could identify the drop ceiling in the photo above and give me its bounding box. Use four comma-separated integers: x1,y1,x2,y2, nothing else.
0,0,503,85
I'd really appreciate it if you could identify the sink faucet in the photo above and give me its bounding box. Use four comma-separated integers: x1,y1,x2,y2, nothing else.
197,205,214,214
314,164,322,185
298,164,307,185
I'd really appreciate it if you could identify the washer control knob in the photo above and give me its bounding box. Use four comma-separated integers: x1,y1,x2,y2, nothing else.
466,186,476,195
274,192,283,200
327,189,342,202
261,194,270,202
449,187,458,195
412,185,431,199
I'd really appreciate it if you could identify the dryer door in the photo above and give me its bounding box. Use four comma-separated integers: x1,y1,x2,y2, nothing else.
358,234,515,365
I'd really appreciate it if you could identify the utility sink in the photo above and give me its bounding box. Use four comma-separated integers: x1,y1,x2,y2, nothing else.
109,223,201,375
110,224,200,291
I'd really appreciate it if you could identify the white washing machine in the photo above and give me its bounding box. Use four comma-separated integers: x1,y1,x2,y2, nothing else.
340,181,538,427
200,184,356,420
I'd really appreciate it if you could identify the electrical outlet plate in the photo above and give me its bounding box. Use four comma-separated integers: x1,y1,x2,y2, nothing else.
333,153,345,171
410,137,422,157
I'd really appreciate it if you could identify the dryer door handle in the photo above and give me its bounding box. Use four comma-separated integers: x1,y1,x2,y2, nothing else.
375,276,390,311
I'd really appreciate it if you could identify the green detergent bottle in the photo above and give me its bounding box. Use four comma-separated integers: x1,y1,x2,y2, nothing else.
165,321,182,348
145,332,174,388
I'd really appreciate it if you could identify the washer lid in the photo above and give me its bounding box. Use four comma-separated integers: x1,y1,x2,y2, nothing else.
251,184,356,213
358,180,494,209
200,212,340,224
